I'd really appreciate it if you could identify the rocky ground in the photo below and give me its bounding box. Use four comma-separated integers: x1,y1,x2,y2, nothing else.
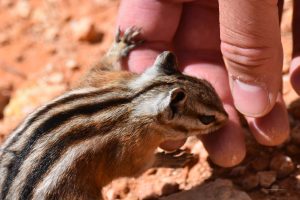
0,0,299,199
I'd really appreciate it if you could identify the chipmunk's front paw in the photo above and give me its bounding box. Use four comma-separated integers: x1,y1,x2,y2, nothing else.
153,149,196,168
113,26,144,57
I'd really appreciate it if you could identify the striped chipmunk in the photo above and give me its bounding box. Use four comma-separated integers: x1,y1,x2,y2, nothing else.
0,27,228,200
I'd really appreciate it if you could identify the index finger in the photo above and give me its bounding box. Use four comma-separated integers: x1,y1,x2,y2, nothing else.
116,0,183,72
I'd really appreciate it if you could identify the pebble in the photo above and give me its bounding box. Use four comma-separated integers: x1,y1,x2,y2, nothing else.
229,166,246,177
295,175,300,189
291,125,300,145
46,73,64,84
286,144,300,155
44,28,59,41
257,171,277,188
1,0,14,7
71,18,103,43
65,59,80,70
15,54,24,63
251,154,270,171
103,178,131,200
162,179,252,200
0,84,12,119
270,154,295,178
161,183,180,196
15,0,31,19
269,184,286,195
288,99,300,119
46,46,57,55
44,63,54,72
0,34,10,46
242,174,259,190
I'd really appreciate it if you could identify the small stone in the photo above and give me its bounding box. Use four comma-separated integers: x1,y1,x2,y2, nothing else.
229,166,246,177
288,99,300,119
44,63,54,72
15,0,31,18
269,184,286,195
62,13,72,22
145,168,157,175
295,175,300,189
1,0,14,7
44,28,59,41
102,178,131,200
257,171,277,188
271,184,279,190
47,46,57,55
260,188,269,194
251,155,270,171
65,59,80,70
161,183,180,196
270,154,295,178
15,54,24,62
286,144,300,155
242,174,259,190
46,73,64,84
161,179,252,200
0,34,10,46
0,84,12,119
31,8,47,23
71,18,103,43
291,125,300,145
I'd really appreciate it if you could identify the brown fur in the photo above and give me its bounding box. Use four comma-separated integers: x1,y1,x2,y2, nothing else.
0,27,228,200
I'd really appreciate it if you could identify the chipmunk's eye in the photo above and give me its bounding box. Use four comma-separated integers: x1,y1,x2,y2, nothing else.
198,115,216,125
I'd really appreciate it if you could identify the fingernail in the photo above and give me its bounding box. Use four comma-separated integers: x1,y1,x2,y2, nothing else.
230,77,271,117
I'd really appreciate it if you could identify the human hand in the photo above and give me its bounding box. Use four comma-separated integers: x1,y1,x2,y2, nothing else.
290,1,300,95
116,0,296,167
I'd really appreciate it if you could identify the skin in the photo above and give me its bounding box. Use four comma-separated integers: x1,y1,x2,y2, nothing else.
116,0,300,167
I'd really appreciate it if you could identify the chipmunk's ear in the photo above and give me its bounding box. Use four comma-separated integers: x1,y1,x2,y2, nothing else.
167,88,187,117
131,87,186,117
142,51,179,77
129,51,179,89
152,51,179,75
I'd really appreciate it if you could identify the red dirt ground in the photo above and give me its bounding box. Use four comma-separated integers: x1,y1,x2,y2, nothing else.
0,1,299,199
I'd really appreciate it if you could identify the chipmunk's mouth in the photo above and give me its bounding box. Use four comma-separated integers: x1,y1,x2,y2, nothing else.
188,119,228,136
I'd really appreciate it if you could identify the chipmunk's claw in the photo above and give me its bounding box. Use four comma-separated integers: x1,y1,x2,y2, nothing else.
114,26,144,58
123,26,141,43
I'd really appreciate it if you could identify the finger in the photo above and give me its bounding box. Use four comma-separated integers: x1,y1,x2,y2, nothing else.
116,0,182,72
247,94,289,146
185,64,246,167
290,0,300,94
117,0,189,151
173,2,245,167
219,0,283,117
200,105,246,167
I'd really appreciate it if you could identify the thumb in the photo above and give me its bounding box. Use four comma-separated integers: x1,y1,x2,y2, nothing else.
219,0,283,117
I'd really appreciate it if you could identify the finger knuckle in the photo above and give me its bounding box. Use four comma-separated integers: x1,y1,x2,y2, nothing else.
221,41,278,69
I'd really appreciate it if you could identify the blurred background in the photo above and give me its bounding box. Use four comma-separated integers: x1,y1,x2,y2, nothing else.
0,0,118,137
0,1,299,199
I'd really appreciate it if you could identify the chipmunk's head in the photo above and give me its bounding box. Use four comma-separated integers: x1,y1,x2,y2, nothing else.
129,51,228,140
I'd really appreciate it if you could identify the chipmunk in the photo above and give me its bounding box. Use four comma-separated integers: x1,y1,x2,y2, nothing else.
0,27,228,200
